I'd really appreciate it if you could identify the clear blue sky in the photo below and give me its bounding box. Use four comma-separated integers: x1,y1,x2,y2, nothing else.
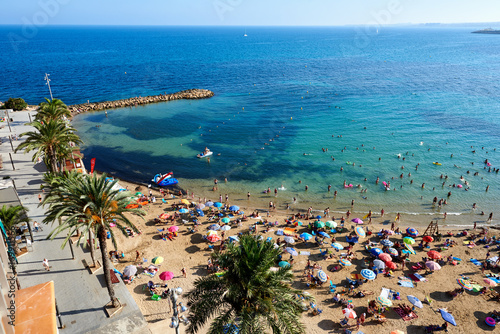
1,0,499,26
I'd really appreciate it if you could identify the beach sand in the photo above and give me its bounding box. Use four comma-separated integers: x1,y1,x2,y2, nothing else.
108,178,500,334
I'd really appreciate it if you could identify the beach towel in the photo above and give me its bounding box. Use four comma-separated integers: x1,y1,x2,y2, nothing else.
299,251,311,256
393,307,419,321
489,277,500,284
409,273,428,282
284,227,296,235
380,287,391,298
398,280,414,288
470,258,482,266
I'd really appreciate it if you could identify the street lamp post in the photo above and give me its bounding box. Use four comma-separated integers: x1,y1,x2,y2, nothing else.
44,73,53,100
169,287,189,333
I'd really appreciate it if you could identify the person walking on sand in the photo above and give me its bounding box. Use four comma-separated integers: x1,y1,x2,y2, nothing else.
42,258,50,271
135,250,141,263
181,267,187,278
38,193,42,203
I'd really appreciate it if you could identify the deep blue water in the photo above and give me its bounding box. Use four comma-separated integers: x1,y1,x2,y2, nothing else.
2,26,500,223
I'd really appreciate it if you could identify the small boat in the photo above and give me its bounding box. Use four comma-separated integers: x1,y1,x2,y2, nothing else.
152,173,178,187
197,150,213,158
433,162,442,166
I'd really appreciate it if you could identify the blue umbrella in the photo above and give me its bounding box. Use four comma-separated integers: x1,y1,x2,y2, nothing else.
279,261,290,268
370,248,383,256
406,227,419,237
229,205,240,211
380,239,394,247
205,201,214,207
228,236,239,243
319,231,330,238
213,202,223,208
317,270,328,282
360,269,376,280
331,242,344,250
285,247,298,256
221,217,231,224
373,259,386,270
316,215,322,220
407,295,423,309
300,233,313,241
439,309,457,326
179,208,188,213
208,224,220,231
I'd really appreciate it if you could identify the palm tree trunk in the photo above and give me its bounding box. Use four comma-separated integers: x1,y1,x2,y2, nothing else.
98,226,119,308
48,146,58,172
8,234,20,255
88,230,96,267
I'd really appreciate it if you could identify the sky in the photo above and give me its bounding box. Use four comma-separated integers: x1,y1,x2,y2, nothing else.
0,0,499,26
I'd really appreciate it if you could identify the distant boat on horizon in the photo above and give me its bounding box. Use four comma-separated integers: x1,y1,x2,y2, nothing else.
244,29,247,37
472,28,500,34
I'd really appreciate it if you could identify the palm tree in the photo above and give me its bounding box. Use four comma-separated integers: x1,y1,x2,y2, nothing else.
35,98,72,122
186,234,312,334
43,173,144,308
15,119,82,172
0,205,30,275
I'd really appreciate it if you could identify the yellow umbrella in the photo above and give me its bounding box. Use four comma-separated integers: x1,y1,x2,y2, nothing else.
152,256,164,265
181,199,190,205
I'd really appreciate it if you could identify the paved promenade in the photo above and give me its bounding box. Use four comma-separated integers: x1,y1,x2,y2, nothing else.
0,109,150,334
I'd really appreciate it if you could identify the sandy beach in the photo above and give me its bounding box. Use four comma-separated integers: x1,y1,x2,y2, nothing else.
106,176,500,334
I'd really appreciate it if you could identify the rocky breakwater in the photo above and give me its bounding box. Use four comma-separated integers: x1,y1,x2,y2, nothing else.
68,89,214,114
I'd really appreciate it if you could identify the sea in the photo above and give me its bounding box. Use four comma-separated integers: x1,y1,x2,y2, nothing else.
1,25,500,228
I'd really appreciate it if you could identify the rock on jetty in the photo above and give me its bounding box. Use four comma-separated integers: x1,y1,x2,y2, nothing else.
68,89,214,114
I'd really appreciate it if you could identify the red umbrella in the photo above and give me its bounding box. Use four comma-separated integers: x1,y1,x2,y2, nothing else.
378,253,392,262
423,235,434,243
159,271,174,281
427,250,441,260
159,213,170,220
207,234,221,243
168,226,179,233
385,261,397,269
342,308,357,319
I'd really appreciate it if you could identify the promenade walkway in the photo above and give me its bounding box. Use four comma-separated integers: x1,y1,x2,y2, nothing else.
0,109,150,334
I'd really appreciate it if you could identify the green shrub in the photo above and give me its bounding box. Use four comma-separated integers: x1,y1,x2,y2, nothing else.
2,98,27,111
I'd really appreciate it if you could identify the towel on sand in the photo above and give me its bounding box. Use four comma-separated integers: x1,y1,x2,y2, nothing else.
470,258,482,266
393,307,418,321
398,280,414,288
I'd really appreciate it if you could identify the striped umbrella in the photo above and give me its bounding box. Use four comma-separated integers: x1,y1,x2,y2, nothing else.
405,243,416,254
339,258,352,266
207,234,221,243
387,248,398,256
325,221,337,228
457,278,473,291
221,217,231,224
342,308,357,319
355,226,366,238
427,250,441,260
380,239,394,247
159,213,170,220
294,221,303,227
300,232,313,241
317,270,328,282
403,237,415,245
331,242,344,250
373,259,386,270
406,227,419,237
360,269,376,280
152,256,164,265
376,296,393,307
207,230,218,236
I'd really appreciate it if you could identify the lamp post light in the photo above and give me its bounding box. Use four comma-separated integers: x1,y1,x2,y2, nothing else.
44,73,53,100
169,287,189,333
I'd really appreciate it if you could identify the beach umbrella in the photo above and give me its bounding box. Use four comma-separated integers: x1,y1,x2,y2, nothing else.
285,247,298,256
319,231,330,238
208,224,220,231
123,265,137,277
360,269,376,280
403,237,415,245
331,242,344,250
218,213,224,217
342,308,357,319
314,221,325,228
284,236,295,244
339,258,351,266
355,226,366,238
294,221,303,227
373,259,386,270
406,227,419,237
221,225,231,231
228,235,239,243
317,270,328,282
159,271,174,281
168,226,179,233
427,250,441,260
207,230,218,236
457,278,473,291
152,256,164,265
376,296,393,307
279,261,290,268
181,199,190,205
213,202,223,208
325,221,337,228
407,295,423,309
207,234,221,243
380,239,394,247
195,203,205,210
179,208,188,213
300,232,313,241
405,243,416,255
484,278,498,287
221,217,231,224
159,213,170,220
205,201,214,207
387,248,398,256
229,205,239,211
385,261,397,270
423,235,434,243
351,218,363,224
425,261,441,271
439,308,457,326
370,248,383,256
315,215,322,220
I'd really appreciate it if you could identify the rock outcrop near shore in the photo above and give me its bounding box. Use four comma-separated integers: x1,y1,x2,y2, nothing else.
68,89,214,114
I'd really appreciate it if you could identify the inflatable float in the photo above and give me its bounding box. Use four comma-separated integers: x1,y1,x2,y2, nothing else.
152,173,178,187
344,184,353,188
197,150,213,158
433,162,442,165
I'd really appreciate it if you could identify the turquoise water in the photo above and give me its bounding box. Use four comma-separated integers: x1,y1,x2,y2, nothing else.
1,26,499,224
